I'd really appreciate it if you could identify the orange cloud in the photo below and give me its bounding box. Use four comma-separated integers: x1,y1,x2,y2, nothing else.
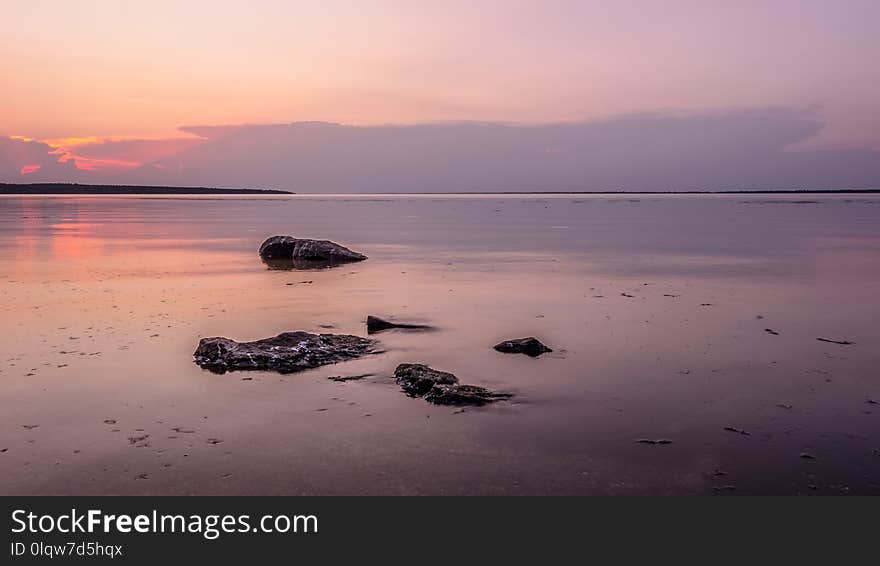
19,164,42,175
43,135,202,173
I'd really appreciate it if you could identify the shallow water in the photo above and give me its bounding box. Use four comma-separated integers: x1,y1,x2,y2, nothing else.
1,193,878,495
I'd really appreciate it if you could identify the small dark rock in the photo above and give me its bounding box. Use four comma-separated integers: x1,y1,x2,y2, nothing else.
424,384,512,406
724,426,751,436
816,337,855,345
636,439,673,445
193,331,378,374
394,363,458,396
764,328,780,336
327,373,373,382
800,452,816,460
393,363,511,406
493,337,552,357
366,315,432,334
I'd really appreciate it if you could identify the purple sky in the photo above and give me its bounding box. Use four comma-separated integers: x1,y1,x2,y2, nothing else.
1,1,878,190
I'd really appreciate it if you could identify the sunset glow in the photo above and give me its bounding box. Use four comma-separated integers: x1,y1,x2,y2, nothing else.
4,0,880,509
1,0,878,190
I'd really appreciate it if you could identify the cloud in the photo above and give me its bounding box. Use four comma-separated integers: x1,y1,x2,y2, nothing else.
0,137,79,181
0,135,200,181
5,108,880,190
44,136,203,173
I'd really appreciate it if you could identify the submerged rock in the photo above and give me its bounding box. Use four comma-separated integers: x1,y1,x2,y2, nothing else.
259,236,366,264
723,426,751,436
327,373,374,382
366,315,432,334
394,363,458,396
194,332,378,374
393,363,511,406
424,384,512,406
493,337,552,357
816,337,855,346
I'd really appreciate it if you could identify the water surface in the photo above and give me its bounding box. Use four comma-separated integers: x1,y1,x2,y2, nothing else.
1,194,878,494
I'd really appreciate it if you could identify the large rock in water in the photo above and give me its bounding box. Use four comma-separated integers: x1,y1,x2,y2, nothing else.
194,332,378,374
493,337,552,357
259,236,366,263
393,363,511,406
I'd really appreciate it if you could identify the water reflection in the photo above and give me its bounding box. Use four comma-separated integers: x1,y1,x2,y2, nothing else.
261,257,361,271
1,194,879,495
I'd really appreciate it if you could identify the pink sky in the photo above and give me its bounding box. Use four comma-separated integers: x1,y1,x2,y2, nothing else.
2,0,878,188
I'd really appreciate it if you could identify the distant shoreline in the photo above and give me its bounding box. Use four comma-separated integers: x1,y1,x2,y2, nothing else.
1,183,878,195
0,183,293,195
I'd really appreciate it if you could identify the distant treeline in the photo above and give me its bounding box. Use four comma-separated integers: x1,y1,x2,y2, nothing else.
1,183,877,195
0,183,293,195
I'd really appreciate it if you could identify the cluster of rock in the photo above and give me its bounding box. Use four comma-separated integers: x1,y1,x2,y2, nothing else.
192,236,556,407
394,364,511,406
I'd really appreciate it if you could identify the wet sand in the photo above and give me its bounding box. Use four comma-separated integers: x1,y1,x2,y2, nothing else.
1,193,878,495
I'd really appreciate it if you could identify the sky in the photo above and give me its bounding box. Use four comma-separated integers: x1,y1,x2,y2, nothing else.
2,0,878,191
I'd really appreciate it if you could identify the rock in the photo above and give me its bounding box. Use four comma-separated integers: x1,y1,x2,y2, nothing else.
493,337,552,357
816,337,855,345
366,315,432,334
394,363,458,396
393,363,511,406
764,328,780,336
636,438,673,445
327,373,373,382
424,384,512,406
723,426,751,436
193,331,378,374
258,236,366,268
